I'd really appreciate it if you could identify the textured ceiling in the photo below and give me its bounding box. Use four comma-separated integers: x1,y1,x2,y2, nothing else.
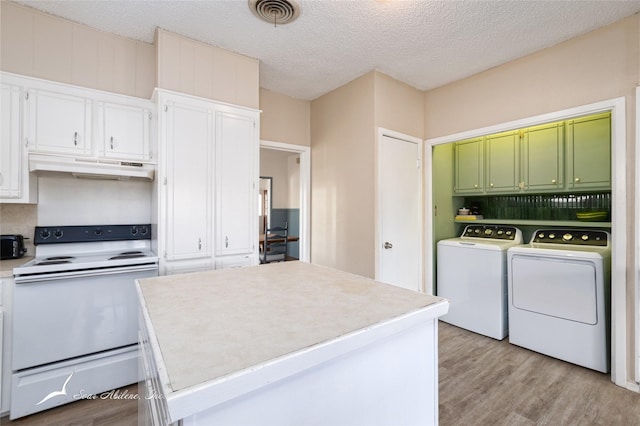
14,0,640,100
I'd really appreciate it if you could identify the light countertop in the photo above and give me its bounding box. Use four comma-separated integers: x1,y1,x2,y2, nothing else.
137,261,447,394
0,257,33,278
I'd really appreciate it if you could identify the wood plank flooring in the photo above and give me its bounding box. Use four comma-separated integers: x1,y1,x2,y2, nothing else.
1,322,638,425
439,321,640,426
0,384,138,426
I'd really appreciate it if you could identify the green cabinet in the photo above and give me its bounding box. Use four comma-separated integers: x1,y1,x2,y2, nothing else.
453,137,483,194
485,130,520,193
451,112,610,196
522,122,564,192
566,112,611,190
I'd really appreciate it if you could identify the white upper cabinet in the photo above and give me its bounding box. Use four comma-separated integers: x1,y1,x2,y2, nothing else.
214,108,258,257
26,88,92,156
0,82,37,203
97,101,152,161
5,72,154,164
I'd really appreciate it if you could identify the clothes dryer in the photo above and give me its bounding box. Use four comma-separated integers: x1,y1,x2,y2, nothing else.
507,229,611,373
437,225,523,340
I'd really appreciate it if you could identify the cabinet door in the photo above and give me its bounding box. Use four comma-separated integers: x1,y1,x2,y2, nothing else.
27,89,91,155
522,122,564,192
566,113,611,190
215,109,258,257
164,101,213,261
99,102,151,161
485,131,520,193
453,137,483,194
1,84,23,199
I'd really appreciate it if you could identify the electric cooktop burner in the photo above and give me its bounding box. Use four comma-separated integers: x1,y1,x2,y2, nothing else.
35,260,73,265
109,251,147,260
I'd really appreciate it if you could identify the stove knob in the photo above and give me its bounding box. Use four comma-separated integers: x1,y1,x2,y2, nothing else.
562,233,573,241
141,226,149,236
94,228,103,236
130,227,139,236
54,229,63,239
40,229,51,239
581,234,590,241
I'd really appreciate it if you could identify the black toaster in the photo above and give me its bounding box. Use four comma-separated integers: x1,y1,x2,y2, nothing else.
1,235,27,260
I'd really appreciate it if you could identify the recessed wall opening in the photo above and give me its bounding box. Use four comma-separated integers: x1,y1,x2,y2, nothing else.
426,97,629,389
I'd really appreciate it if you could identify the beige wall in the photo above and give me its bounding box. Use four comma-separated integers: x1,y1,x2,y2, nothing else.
311,72,376,277
260,89,310,146
0,2,155,98
424,15,639,384
374,71,425,139
260,148,297,209
156,29,259,109
310,70,424,278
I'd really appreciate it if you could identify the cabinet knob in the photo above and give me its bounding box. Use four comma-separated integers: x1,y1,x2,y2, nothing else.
489,183,494,187
474,184,478,188
575,177,581,183
73,131,78,146
551,179,557,184
110,136,114,150
225,236,229,248
198,238,202,250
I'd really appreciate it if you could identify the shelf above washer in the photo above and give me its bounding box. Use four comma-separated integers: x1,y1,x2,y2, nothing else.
453,219,611,228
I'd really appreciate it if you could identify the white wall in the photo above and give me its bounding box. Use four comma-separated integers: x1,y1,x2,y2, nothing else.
37,175,151,225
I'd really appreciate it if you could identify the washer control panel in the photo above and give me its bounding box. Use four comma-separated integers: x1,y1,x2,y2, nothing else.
462,225,521,241
531,229,608,246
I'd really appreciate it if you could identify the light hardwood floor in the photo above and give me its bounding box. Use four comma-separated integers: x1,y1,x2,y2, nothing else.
439,321,640,425
2,322,638,425
0,384,138,426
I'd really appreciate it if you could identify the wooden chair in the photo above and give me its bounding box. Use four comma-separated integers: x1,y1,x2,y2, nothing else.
261,222,288,264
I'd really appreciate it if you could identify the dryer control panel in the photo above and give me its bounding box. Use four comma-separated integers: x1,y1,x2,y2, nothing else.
462,225,521,241
532,229,609,246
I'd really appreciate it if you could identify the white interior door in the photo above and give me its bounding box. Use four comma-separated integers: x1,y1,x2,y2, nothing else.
377,129,423,292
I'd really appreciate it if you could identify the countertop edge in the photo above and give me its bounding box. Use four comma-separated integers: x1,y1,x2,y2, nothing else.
161,299,449,422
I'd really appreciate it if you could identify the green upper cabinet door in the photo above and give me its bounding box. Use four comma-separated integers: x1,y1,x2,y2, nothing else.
485,130,520,193
453,137,483,194
566,112,611,191
521,122,564,192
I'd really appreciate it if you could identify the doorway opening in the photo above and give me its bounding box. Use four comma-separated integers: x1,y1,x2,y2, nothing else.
260,140,310,262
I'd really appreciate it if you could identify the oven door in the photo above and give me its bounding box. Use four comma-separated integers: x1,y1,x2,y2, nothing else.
13,264,158,371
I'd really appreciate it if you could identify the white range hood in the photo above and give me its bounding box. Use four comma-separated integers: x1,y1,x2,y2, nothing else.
29,153,155,181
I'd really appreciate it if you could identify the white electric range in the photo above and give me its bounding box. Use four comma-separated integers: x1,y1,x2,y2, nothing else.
11,224,158,419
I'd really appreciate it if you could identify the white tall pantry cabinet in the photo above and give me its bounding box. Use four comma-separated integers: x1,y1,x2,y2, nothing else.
154,90,259,275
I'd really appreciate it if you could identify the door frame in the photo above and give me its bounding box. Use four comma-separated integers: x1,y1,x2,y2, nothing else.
375,127,424,291
260,140,311,262
635,86,640,388
426,97,630,389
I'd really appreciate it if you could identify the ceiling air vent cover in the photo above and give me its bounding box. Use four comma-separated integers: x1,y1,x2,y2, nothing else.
249,0,300,26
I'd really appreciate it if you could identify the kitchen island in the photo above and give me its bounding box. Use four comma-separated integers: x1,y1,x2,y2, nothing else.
136,261,449,426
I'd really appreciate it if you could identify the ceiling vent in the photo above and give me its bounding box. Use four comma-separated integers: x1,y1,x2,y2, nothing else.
249,0,300,26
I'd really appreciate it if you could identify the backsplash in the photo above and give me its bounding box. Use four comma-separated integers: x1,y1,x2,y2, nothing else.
464,192,611,221
0,204,38,256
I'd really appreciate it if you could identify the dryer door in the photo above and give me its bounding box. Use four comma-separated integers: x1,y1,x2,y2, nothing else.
510,255,601,325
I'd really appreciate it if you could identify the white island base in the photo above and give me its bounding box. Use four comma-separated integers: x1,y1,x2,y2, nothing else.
137,261,448,426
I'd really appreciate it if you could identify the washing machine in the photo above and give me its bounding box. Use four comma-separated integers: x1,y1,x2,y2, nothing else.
437,225,523,340
507,229,611,373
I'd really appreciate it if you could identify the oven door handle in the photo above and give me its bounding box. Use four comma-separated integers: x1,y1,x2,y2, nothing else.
14,264,158,284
